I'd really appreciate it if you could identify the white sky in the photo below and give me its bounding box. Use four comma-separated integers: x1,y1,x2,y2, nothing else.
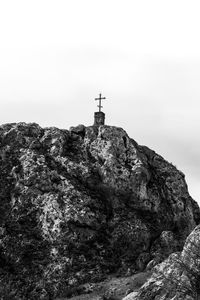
0,0,200,202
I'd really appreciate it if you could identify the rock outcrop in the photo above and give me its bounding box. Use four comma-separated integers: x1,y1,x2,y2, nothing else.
123,225,200,300
0,122,199,299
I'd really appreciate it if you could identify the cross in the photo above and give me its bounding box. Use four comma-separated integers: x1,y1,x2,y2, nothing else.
95,93,106,112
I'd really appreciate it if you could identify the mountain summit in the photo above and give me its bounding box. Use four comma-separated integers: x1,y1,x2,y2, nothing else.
0,122,199,299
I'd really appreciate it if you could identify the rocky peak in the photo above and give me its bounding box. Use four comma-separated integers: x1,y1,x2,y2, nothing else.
0,122,199,299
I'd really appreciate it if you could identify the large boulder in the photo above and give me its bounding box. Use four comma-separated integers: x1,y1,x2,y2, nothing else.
123,225,200,300
0,122,199,299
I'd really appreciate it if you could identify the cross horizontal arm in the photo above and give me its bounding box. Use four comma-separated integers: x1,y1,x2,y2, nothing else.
95,97,106,100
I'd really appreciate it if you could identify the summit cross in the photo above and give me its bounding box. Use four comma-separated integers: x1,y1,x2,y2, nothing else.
95,93,106,112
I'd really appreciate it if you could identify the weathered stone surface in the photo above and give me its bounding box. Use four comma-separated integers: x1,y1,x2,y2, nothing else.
123,225,200,300
0,122,199,299
69,124,85,138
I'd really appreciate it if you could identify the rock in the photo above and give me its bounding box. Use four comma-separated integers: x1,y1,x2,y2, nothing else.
146,258,161,271
0,122,198,299
181,225,200,276
123,292,138,300
69,124,85,138
123,225,200,300
150,230,180,265
135,253,150,271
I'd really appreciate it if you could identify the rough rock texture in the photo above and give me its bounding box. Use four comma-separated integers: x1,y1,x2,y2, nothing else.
0,122,199,299
123,225,200,300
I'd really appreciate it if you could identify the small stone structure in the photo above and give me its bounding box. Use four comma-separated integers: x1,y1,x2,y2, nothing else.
94,111,105,126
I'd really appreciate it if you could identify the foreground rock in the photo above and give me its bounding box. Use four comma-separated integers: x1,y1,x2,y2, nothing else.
55,271,151,300
123,225,200,300
0,122,199,299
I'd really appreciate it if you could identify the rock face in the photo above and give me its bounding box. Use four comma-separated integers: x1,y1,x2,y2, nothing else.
0,122,199,299
123,225,200,300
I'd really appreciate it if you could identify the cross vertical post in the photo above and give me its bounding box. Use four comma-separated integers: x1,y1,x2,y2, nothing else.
95,93,106,112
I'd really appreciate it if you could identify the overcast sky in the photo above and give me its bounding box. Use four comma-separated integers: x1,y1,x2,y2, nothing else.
0,0,200,202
